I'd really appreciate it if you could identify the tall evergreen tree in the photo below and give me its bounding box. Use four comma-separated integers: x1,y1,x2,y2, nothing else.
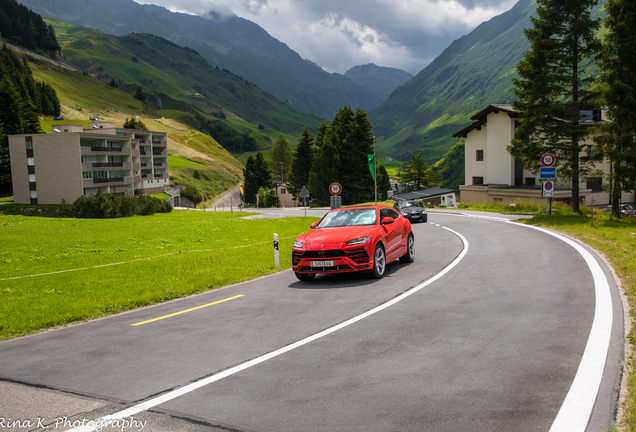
0,75,23,136
399,151,437,192
309,130,341,206
270,134,293,184
243,151,272,205
289,126,314,198
594,0,636,217
377,165,392,201
509,0,601,211
0,121,9,186
315,122,328,148
17,76,42,134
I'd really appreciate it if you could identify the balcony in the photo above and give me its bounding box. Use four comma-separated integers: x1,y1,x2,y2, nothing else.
153,162,165,167
93,177,124,184
91,147,122,152
154,173,163,178
92,162,123,167
152,140,164,145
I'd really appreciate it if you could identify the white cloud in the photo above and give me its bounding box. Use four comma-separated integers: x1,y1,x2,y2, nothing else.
135,0,519,74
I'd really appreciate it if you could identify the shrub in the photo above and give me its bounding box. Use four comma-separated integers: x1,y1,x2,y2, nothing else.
60,192,172,218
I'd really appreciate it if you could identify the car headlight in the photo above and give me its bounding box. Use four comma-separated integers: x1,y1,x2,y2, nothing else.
345,236,370,246
293,240,304,248
401,211,408,216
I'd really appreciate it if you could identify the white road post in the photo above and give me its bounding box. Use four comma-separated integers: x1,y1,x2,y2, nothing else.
273,233,279,268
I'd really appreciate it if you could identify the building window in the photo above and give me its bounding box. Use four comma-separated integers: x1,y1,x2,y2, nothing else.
472,177,484,185
525,178,536,186
25,138,33,149
30,191,37,199
476,150,484,161
27,157,35,166
587,177,602,192
29,174,36,182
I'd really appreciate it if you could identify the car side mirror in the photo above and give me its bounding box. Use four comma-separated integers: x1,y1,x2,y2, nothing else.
381,216,395,225
310,222,318,229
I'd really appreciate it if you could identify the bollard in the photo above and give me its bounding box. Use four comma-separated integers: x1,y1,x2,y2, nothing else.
273,233,279,268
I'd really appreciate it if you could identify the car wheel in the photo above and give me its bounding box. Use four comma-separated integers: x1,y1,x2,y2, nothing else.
295,272,315,281
370,243,386,279
400,234,415,263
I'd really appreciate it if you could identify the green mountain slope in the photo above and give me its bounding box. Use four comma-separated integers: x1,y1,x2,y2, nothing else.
54,25,324,136
343,64,413,105
18,0,386,118
370,0,607,165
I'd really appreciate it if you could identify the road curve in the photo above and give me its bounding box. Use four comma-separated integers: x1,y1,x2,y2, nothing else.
0,212,624,432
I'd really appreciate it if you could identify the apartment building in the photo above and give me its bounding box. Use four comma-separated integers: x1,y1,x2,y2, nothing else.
8,121,169,205
452,104,635,205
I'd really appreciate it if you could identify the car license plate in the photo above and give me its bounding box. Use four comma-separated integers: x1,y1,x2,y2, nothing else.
411,214,420,218
311,260,333,267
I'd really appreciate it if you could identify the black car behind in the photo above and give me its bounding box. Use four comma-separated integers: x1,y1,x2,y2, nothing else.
394,200,428,223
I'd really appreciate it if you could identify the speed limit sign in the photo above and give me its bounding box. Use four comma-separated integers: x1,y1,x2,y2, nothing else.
329,182,342,195
541,153,556,167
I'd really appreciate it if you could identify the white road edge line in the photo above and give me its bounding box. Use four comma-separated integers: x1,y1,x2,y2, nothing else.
518,224,613,432
68,226,470,432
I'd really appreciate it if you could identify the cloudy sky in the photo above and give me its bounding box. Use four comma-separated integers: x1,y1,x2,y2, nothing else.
134,0,518,75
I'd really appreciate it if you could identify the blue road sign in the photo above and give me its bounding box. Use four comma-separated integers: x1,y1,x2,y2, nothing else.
539,167,556,179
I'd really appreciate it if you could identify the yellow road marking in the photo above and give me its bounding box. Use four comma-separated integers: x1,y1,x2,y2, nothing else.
131,295,244,326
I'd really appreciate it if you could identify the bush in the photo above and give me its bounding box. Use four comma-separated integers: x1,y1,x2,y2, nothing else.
59,192,172,218
180,185,204,205
257,187,280,208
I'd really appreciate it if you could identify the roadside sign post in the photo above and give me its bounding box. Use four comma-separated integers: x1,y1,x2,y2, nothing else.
299,185,310,217
273,233,279,268
541,153,556,217
329,182,342,210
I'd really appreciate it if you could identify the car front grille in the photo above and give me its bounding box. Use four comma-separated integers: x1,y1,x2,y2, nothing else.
293,248,369,267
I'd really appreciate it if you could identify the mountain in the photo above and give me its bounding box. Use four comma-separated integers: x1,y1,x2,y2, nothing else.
17,0,385,118
344,64,413,105
370,0,607,164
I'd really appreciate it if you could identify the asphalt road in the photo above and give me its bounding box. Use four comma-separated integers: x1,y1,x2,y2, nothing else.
0,212,624,432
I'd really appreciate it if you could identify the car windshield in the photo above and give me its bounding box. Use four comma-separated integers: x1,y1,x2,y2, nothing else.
317,209,377,228
624,205,634,210
400,201,420,208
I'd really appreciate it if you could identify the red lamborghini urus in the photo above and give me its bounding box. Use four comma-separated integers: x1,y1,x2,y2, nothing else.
292,205,415,281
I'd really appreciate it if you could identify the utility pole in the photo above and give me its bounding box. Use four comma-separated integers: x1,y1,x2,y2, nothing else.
281,161,285,209
374,136,377,204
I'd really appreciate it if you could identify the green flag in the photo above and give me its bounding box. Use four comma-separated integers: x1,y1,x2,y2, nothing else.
367,154,375,181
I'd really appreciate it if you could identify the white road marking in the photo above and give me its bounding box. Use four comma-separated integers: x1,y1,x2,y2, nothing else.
68,226,470,432
518,224,613,432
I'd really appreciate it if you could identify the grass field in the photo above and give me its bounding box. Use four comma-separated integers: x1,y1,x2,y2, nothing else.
0,210,319,340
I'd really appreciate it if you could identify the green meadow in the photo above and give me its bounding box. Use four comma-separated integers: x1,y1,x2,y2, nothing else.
0,210,319,340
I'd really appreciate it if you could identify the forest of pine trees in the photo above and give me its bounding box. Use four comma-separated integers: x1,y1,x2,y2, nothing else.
0,44,61,186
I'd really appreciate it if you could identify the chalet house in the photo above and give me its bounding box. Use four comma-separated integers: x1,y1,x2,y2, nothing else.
452,104,635,205
8,121,169,205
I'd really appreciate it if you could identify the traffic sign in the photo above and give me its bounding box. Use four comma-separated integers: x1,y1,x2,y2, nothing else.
542,181,554,197
329,182,342,196
539,167,556,179
541,153,556,167
299,185,310,198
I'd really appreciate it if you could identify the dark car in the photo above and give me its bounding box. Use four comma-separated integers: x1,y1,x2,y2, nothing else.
393,200,428,223
53,116,64,120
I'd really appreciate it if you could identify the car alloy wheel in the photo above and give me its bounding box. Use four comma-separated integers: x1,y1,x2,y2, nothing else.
371,244,386,279
400,234,415,263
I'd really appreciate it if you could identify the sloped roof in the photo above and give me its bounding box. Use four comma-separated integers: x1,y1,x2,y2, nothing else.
452,104,519,139
394,188,455,201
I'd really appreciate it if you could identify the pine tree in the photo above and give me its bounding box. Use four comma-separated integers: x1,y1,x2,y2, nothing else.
289,126,314,198
399,151,437,192
309,131,341,206
243,152,272,205
0,121,9,186
594,0,636,217
509,0,601,211
377,165,392,201
270,134,293,184
134,86,146,102
0,76,23,136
